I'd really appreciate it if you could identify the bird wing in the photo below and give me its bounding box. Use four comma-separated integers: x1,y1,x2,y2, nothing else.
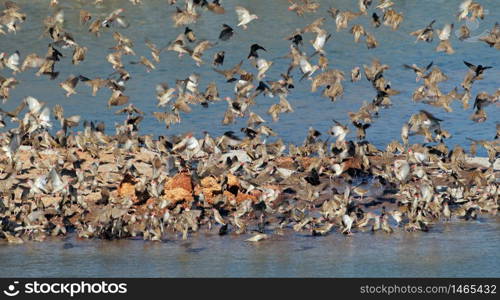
463,60,476,71
7,51,20,67
438,24,453,40
193,40,213,56
39,107,51,127
25,96,42,114
235,6,250,20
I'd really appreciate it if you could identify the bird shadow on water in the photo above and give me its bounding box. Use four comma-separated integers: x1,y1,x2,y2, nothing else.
185,247,207,254
179,242,207,254
294,245,315,252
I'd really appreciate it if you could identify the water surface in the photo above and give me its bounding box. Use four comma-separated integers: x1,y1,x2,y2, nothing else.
1,0,498,150
1,216,498,277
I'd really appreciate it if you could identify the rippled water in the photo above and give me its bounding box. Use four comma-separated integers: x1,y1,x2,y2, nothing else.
0,0,499,277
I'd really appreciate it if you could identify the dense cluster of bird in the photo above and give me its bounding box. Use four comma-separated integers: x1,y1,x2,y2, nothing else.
0,0,498,243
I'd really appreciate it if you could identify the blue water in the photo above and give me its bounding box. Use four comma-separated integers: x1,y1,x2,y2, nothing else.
0,0,499,277
0,216,498,277
1,0,498,150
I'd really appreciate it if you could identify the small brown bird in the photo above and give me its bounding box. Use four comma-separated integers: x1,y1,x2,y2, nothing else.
207,0,225,14
108,90,129,106
156,83,176,107
365,32,378,49
479,22,500,49
404,61,433,82
436,24,454,54
210,51,224,68
213,60,243,82
145,38,161,63
410,20,436,43
351,66,361,82
131,56,156,72
350,24,365,43
79,10,91,24
334,10,363,31
190,40,214,66
72,45,87,65
288,0,320,16
184,27,196,42
382,9,403,30
458,24,471,41
153,111,181,128
59,75,82,97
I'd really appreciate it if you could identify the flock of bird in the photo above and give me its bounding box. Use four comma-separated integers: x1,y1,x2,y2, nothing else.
0,0,498,243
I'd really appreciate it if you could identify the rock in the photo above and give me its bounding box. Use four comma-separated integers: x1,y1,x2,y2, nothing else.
298,157,320,169
195,176,222,204
275,157,295,169
163,172,194,205
163,188,194,205
235,191,258,204
118,182,136,201
201,176,221,191
223,190,236,203
342,157,363,170
165,172,193,192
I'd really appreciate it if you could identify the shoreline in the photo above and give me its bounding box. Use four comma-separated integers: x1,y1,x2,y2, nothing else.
0,137,498,244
